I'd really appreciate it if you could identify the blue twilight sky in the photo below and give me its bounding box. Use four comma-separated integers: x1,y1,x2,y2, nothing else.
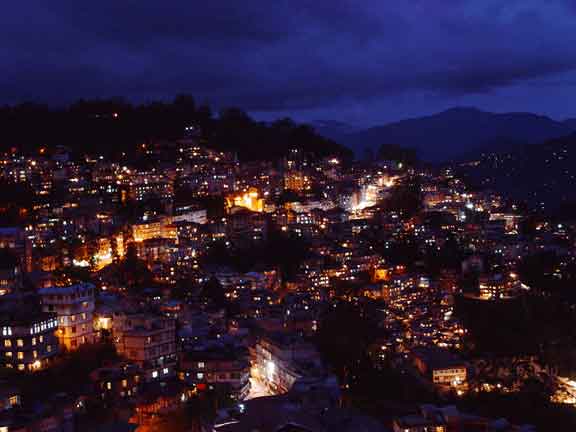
1,0,576,127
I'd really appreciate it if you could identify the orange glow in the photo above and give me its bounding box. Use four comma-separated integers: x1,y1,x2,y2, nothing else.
226,188,264,212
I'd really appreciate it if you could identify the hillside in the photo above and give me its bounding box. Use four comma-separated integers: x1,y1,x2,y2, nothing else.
456,133,576,212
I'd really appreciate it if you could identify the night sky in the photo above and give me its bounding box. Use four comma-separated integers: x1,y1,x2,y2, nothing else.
2,1,576,126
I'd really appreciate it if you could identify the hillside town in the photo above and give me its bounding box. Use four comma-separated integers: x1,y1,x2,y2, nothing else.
1,124,575,431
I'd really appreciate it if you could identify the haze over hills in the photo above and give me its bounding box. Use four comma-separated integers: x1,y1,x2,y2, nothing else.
315,107,576,162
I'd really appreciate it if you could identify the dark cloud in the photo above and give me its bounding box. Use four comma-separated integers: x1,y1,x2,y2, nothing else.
1,1,576,122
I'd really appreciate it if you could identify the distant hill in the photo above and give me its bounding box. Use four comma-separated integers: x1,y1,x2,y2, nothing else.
309,120,361,142
564,118,576,131
329,107,573,162
456,133,576,212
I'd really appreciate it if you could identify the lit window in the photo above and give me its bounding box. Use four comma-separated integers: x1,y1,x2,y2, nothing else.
198,362,205,369
163,367,169,375
17,352,23,360
31,337,36,346
152,371,158,379
16,339,23,347
4,340,11,347
17,364,24,371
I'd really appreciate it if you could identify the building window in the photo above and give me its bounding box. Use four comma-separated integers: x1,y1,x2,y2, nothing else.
163,367,169,375
16,339,23,347
17,364,24,371
31,337,36,346
39,335,43,343
4,340,11,347
152,371,158,379
17,352,23,360
5,351,12,357
197,372,204,379
198,362,205,369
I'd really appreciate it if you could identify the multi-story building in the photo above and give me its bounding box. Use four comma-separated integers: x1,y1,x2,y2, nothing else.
284,170,311,192
225,188,264,213
411,347,467,389
132,217,178,243
90,362,143,402
128,169,174,202
0,227,32,273
0,250,22,296
251,332,326,395
179,348,251,400
0,307,59,371
114,314,177,382
38,282,96,351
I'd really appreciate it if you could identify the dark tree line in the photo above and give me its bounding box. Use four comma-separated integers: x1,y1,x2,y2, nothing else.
0,95,351,162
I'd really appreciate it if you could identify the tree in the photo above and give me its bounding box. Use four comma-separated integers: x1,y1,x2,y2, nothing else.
315,301,377,380
201,277,227,309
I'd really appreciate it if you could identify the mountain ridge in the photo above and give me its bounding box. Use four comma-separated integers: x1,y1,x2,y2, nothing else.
314,107,574,162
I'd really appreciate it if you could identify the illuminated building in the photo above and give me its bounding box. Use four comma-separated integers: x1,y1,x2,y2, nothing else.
127,170,174,202
372,267,390,283
114,314,177,382
39,282,96,351
252,333,325,395
173,206,208,224
478,274,521,300
411,347,467,388
0,385,21,411
0,227,32,273
489,212,522,232
226,188,264,213
0,250,22,296
132,217,178,243
0,308,59,371
90,362,142,402
284,170,311,192
179,349,251,400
